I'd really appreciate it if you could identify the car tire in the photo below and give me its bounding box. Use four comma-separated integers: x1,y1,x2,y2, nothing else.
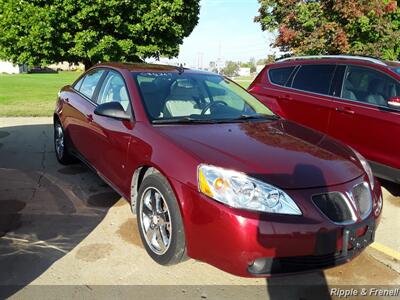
54,119,76,165
136,173,187,265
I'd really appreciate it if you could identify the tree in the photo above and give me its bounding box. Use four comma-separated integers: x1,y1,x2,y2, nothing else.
222,61,240,77
255,0,400,60
0,0,200,69
256,55,276,65
240,59,257,73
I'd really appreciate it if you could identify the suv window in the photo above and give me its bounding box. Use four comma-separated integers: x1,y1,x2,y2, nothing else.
269,66,295,86
342,65,400,107
78,69,104,99
292,64,335,95
97,71,130,111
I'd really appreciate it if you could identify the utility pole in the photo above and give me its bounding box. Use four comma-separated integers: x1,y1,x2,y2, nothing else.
217,41,223,74
197,52,204,70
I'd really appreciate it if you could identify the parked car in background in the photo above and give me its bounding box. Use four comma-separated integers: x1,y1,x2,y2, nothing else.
54,62,382,277
249,55,400,183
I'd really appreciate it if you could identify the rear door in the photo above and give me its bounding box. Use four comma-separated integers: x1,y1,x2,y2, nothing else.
328,65,400,170
249,65,296,116
281,64,337,132
64,68,105,162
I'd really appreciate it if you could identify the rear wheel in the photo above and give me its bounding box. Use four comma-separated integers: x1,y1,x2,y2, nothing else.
136,173,186,265
54,120,76,165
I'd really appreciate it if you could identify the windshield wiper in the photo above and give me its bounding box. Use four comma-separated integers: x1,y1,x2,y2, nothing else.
152,117,219,124
233,114,281,121
152,114,280,124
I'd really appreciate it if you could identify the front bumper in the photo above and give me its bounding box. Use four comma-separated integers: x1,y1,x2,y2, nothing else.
170,176,382,277
247,218,375,275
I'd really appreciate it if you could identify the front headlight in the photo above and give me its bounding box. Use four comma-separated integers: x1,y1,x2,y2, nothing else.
351,148,375,189
198,164,302,215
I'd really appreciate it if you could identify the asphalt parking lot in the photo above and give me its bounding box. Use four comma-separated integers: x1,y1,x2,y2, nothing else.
0,117,399,300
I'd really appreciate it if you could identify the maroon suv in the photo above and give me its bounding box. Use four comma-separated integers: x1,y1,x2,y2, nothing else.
249,55,400,183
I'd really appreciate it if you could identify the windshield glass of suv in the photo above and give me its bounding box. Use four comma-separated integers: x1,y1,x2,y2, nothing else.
133,72,274,123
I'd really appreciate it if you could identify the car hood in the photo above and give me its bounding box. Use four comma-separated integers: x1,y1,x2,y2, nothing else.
157,120,364,189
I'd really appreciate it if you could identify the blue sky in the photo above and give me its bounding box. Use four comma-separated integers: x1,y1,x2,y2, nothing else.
177,0,278,68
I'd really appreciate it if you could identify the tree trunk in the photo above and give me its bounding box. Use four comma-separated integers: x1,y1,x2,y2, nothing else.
83,61,94,71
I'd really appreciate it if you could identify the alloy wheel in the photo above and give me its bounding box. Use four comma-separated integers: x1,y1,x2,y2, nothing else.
55,123,64,159
139,187,172,255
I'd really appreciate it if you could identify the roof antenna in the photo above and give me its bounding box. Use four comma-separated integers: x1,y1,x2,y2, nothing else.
178,63,184,74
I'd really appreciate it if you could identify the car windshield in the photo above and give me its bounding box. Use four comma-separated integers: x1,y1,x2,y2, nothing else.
132,72,276,124
391,67,400,75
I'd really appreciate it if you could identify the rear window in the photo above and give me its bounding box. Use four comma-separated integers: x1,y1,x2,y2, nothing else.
268,67,295,86
78,69,105,99
292,64,335,95
391,67,400,75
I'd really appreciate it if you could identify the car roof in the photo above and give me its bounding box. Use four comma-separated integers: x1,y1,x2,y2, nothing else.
95,62,217,75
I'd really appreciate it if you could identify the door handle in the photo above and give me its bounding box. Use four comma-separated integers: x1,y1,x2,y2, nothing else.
278,95,293,101
335,107,355,115
64,97,69,103
86,114,94,122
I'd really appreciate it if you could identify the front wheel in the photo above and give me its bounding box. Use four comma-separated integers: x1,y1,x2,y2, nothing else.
136,173,186,265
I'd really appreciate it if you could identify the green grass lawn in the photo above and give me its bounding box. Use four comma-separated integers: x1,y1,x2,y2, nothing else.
230,75,255,89
0,72,81,117
0,72,253,117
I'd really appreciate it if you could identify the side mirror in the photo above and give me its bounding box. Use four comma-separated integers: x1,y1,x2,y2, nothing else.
387,97,400,109
94,102,131,120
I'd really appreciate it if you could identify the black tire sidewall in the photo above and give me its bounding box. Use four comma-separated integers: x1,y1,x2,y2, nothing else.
54,120,74,165
136,173,186,265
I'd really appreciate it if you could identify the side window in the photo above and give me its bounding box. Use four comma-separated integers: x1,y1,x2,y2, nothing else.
79,69,105,99
292,64,335,95
268,66,295,86
341,65,400,107
97,71,130,111
73,76,85,91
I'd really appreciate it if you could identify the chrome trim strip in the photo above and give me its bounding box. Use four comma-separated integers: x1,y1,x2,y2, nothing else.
312,191,358,225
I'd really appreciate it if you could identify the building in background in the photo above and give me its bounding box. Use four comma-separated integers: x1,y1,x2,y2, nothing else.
238,67,251,77
0,61,27,74
256,65,265,74
47,62,84,72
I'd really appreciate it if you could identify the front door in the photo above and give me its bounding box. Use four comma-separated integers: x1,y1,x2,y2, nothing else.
90,70,134,192
328,65,400,170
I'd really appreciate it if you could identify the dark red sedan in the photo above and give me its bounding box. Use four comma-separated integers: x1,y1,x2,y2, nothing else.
54,63,382,277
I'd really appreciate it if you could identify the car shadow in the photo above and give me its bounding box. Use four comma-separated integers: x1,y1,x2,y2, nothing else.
0,124,121,298
379,178,400,197
256,165,332,300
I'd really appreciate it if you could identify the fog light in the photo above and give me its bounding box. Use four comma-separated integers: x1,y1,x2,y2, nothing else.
248,258,275,274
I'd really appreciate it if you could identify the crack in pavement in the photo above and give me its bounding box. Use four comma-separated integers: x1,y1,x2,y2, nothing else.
30,130,48,202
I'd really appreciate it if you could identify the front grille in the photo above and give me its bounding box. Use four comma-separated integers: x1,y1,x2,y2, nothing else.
279,252,342,267
352,182,372,219
313,192,353,223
